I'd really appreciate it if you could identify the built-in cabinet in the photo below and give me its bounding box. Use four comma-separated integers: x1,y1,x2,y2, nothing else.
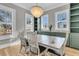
70,33,79,49
70,3,79,49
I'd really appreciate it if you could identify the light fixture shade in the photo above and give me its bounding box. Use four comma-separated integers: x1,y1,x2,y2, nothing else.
31,6,43,18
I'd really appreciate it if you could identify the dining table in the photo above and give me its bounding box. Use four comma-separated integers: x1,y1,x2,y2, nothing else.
24,34,65,49
37,35,65,49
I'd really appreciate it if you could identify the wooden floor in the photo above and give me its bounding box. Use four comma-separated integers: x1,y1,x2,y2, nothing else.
0,44,79,56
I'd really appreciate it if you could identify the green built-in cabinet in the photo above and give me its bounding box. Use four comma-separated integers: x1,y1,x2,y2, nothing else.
70,33,79,49
70,3,79,49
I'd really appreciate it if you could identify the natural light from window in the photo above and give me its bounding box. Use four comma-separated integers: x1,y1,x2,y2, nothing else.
41,14,49,31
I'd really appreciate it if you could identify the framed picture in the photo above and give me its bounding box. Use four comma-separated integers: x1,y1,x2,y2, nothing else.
55,9,69,31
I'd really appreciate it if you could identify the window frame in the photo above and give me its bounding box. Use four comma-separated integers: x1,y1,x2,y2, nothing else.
41,14,49,31
0,4,16,39
25,13,34,32
55,9,70,31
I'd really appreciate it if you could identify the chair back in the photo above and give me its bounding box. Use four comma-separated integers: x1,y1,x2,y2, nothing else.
18,30,27,46
27,32,38,48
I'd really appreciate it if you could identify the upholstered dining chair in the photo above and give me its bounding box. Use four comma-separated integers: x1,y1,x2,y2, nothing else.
18,30,29,54
26,32,47,56
47,32,69,56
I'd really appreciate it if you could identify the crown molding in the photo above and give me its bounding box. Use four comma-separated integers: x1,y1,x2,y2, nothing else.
13,3,69,12
44,3,69,11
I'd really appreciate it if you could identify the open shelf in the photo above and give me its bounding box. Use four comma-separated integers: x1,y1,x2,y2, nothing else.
70,20,79,22
71,7,79,10
71,28,79,33
71,9,79,14
70,22,79,27
70,27,79,28
71,13,79,16
71,3,79,8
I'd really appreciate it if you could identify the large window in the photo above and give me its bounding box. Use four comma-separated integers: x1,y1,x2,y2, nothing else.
0,5,16,37
41,14,49,31
55,9,69,31
25,14,34,32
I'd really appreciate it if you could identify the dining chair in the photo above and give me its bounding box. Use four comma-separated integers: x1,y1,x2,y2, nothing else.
47,32,69,56
18,30,29,54
27,32,47,56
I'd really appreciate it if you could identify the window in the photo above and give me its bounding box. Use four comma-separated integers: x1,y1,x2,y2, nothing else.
0,4,16,37
55,9,69,31
25,14,34,32
41,14,48,31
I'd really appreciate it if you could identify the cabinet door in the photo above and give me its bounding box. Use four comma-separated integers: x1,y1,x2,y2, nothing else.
70,33,79,49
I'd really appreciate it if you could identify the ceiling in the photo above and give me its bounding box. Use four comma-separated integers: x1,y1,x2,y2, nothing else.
13,3,68,11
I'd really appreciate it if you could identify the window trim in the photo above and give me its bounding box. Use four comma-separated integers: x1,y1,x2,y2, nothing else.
0,4,16,38
41,14,49,31
55,9,70,31
25,13,34,32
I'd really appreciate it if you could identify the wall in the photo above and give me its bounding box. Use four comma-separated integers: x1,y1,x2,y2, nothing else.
44,4,70,32
0,3,30,33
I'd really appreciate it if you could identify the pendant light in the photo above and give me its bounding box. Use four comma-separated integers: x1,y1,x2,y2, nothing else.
31,4,44,18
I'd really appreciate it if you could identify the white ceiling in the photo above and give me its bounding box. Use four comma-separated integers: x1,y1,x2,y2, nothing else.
13,3,68,11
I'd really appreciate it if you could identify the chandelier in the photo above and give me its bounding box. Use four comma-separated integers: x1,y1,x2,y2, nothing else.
31,6,44,18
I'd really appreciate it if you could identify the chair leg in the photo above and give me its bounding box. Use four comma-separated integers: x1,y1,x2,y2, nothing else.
25,48,26,53
29,49,31,56
25,46,27,54
28,46,32,56
45,49,48,56
19,45,22,53
63,53,65,56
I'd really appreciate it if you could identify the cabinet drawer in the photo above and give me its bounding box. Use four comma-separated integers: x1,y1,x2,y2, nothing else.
70,40,79,49
70,33,79,49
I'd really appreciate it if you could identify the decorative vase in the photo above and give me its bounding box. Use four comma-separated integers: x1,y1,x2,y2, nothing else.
49,25,52,31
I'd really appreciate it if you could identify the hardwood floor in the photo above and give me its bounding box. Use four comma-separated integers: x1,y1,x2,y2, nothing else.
0,44,79,56
65,47,79,56
0,44,20,56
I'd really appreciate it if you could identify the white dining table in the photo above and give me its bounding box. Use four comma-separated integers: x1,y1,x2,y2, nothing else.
37,35,65,49
25,34,65,49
